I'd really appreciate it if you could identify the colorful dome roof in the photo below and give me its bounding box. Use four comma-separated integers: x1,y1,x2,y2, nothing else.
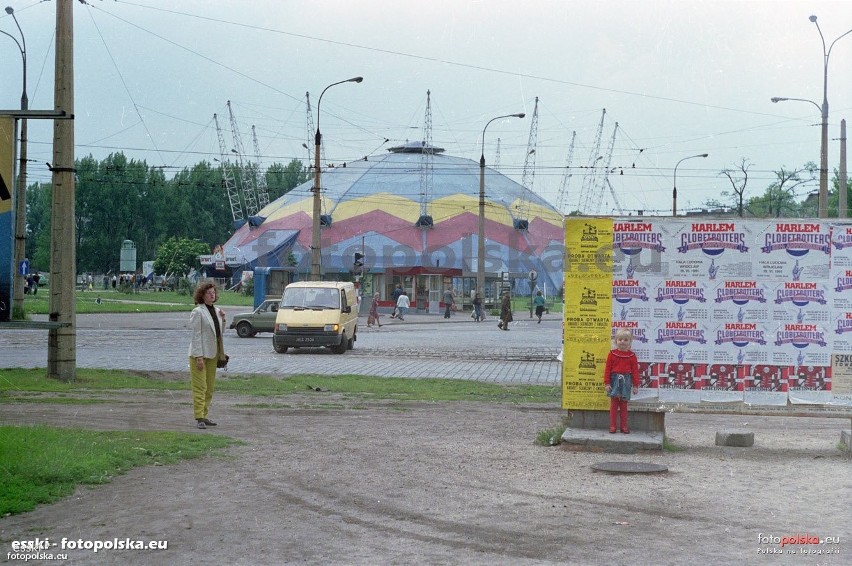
224,144,564,291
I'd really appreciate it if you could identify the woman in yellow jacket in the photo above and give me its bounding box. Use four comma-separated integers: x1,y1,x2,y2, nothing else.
188,282,227,429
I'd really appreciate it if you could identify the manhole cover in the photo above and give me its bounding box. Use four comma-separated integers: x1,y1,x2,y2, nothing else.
591,461,668,474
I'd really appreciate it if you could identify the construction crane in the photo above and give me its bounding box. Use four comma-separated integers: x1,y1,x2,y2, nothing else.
578,108,606,213
251,125,270,210
227,100,260,217
516,96,539,230
606,178,625,215
214,112,245,225
493,138,502,171
417,90,434,228
556,131,577,215
589,122,619,214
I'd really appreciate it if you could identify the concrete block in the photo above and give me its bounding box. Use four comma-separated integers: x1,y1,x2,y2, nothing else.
564,409,666,434
715,430,754,447
841,430,851,452
560,428,663,454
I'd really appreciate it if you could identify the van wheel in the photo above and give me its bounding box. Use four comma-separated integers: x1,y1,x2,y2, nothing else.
331,338,347,355
347,336,354,350
273,342,288,354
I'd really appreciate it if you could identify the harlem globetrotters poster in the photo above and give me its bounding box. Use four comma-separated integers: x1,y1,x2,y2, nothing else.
563,218,846,409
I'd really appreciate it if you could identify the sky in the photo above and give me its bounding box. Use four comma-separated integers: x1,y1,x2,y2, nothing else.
1,0,851,217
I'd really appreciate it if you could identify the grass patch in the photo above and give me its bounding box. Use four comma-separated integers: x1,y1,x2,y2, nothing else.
0,395,108,405
535,425,567,446
21,289,252,316
0,425,239,515
0,369,561,404
663,437,684,452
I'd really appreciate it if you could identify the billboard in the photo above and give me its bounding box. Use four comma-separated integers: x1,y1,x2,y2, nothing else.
563,217,852,409
0,117,15,322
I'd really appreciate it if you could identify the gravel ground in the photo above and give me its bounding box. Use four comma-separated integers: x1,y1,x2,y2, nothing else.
1,383,850,565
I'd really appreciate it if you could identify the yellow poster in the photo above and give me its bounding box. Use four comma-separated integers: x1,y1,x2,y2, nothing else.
563,218,613,409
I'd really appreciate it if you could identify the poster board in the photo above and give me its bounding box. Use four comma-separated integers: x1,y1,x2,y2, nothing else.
0,117,15,322
563,217,852,410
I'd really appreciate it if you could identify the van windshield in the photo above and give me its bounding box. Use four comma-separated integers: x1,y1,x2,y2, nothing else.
281,287,340,309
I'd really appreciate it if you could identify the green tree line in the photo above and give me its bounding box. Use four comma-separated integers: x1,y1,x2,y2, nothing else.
24,153,308,274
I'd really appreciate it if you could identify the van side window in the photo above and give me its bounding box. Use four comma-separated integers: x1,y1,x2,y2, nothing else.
340,290,348,310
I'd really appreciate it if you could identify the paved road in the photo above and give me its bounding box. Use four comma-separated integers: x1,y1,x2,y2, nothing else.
2,309,563,385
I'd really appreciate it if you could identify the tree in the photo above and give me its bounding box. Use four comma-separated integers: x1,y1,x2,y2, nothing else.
153,237,210,278
719,158,752,217
266,159,309,201
25,180,51,271
826,167,852,218
746,163,816,218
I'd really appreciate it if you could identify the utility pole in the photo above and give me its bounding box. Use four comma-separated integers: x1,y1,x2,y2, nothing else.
841,119,848,219
3,6,29,319
47,0,75,381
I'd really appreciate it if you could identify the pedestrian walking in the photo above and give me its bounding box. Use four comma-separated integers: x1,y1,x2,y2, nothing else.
472,293,484,322
443,286,455,318
367,292,382,327
395,290,410,321
497,291,513,331
390,284,404,318
533,290,546,323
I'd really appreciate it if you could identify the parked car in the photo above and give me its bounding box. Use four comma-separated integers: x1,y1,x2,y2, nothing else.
230,298,280,338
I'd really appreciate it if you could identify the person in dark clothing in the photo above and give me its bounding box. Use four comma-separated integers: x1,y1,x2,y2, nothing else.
497,291,513,331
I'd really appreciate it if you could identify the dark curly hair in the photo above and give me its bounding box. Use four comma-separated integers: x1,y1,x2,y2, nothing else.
193,282,218,305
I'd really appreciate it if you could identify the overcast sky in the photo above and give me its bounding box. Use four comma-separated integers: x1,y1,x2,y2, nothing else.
2,0,851,215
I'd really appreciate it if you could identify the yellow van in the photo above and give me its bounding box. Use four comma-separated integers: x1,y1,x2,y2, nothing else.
272,281,359,354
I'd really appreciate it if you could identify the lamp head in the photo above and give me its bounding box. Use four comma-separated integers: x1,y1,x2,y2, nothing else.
4,6,13,14
515,113,525,119
771,97,782,103
351,76,364,83
809,15,817,23
700,153,709,158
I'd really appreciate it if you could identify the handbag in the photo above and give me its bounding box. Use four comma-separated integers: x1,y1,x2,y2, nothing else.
216,334,229,368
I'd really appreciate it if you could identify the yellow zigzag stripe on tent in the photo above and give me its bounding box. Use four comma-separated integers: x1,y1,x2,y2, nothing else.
258,192,563,228
332,193,419,222
510,199,563,227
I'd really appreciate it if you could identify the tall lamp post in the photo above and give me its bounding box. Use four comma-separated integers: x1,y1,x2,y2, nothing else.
773,17,852,218
310,76,362,281
672,153,708,216
770,97,822,212
811,15,851,218
2,6,28,318
477,113,524,300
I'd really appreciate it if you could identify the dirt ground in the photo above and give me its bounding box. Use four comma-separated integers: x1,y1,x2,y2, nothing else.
1,374,850,565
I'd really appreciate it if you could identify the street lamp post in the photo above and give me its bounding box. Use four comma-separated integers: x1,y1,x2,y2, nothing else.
672,154,708,216
2,6,28,318
771,92,828,217
310,76,363,281
477,113,524,300
811,15,852,218
773,17,852,218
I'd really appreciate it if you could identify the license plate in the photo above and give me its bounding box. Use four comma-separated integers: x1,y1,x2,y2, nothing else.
295,337,315,343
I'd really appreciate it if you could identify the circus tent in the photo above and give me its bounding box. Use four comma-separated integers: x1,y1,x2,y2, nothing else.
222,142,564,307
